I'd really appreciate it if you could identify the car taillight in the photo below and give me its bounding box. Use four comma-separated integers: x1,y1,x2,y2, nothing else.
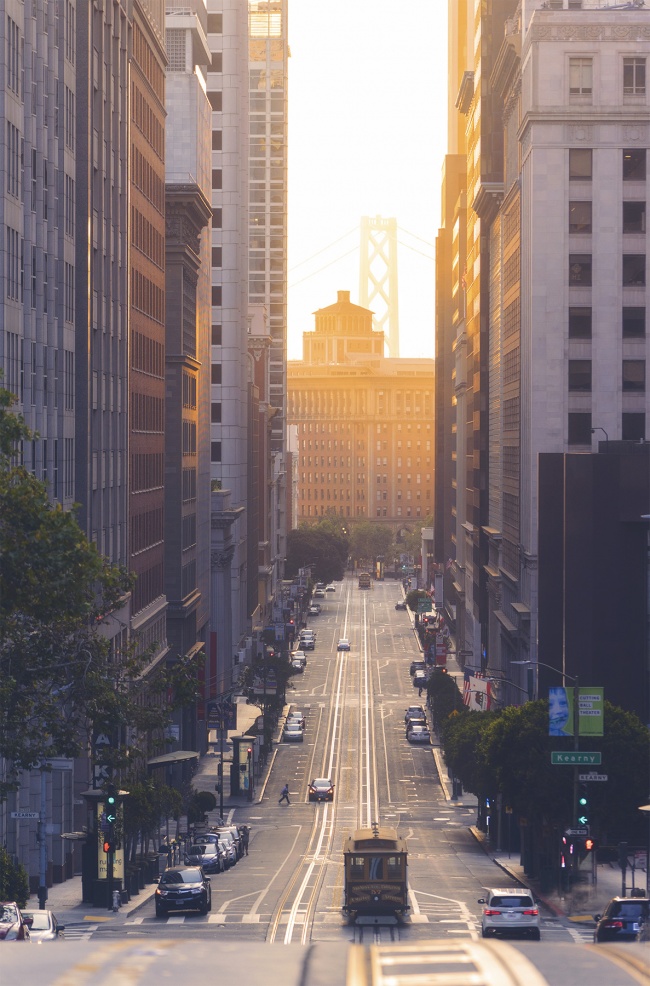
523,909,538,916
603,920,624,928
484,909,501,916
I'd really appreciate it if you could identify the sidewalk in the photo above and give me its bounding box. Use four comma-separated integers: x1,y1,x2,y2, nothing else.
29,696,286,924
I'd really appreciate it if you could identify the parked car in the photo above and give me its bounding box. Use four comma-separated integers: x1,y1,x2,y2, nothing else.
409,660,427,676
594,897,650,942
155,867,212,917
291,659,304,673
413,670,428,688
292,650,307,666
308,778,335,802
314,589,325,598
284,721,304,742
286,709,305,728
325,584,336,592
214,825,244,860
478,888,540,940
405,717,427,736
405,705,426,725
299,632,315,651
184,843,223,874
395,600,407,610
407,725,431,744
22,909,64,941
0,903,31,941
337,639,351,651
308,604,321,616
316,582,325,589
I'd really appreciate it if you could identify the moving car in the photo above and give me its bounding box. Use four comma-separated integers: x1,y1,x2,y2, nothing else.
593,896,650,942
155,867,212,917
413,670,428,688
407,725,431,744
308,604,320,616
405,705,426,725
0,902,31,941
291,659,305,673
325,584,336,592
478,888,540,940
284,721,304,742
292,650,307,666
337,639,351,651
395,600,407,610
409,660,427,676
308,778,335,802
184,843,223,874
316,582,326,589
299,631,315,650
314,589,325,598
22,909,64,942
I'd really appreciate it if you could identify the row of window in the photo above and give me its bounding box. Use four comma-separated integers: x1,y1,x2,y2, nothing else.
568,200,645,234
568,412,645,444
569,254,645,286
568,359,645,392
569,306,645,339
299,505,424,519
569,148,645,181
569,55,645,97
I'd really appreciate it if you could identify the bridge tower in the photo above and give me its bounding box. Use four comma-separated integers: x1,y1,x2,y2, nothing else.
359,216,400,357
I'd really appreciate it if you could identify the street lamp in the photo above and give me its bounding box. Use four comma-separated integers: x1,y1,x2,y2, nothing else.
591,426,609,447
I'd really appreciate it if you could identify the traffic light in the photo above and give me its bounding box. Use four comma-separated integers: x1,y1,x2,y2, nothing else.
103,838,114,854
584,837,595,852
577,784,589,826
105,785,117,826
247,747,252,765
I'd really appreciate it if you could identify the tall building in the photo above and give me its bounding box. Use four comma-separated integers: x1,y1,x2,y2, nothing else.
128,1,169,669
436,0,650,705
288,291,435,528
164,0,213,753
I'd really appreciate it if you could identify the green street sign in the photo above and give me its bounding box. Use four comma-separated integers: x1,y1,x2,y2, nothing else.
551,752,602,765
417,599,433,613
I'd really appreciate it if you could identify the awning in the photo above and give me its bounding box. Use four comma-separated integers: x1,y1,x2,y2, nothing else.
147,751,199,767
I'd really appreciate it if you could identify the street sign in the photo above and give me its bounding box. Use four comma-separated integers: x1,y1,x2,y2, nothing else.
566,826,589,837
10,811,39,820
417,598,433,613
578,772,608,781
551,751,602,765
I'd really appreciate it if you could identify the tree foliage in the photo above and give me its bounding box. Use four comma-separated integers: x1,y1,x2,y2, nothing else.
285,523,348,582
0,385,202,797
349,522,394,566
0,845,29,907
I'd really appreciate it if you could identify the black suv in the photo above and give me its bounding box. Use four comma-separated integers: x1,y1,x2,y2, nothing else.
155,866,211,917
594,897,649,942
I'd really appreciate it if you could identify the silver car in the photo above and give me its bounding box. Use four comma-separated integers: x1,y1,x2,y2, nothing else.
478,888,541,940
407,724,430,744
284,721,304,742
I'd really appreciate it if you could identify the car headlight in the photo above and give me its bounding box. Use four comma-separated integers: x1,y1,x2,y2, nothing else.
156,888,169,896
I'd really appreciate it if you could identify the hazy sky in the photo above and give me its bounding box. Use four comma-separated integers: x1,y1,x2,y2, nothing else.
287,1,448,361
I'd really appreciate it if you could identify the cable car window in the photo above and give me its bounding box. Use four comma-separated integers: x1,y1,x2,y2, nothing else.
368,856,384,880
386,856,401,878
350,856,365,878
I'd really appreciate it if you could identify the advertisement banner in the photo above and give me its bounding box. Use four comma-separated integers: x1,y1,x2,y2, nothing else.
577,687,604,736
549,686,604,736
463,673,492,711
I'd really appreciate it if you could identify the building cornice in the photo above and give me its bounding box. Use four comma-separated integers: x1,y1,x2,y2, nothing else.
529,22,650,45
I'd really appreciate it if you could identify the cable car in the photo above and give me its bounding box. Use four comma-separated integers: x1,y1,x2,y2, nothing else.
343,823,408,922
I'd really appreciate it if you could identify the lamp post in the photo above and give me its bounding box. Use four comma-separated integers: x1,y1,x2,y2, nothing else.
591,426,609,449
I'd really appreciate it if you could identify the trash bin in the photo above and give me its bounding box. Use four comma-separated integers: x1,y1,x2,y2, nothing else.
120,889,129,906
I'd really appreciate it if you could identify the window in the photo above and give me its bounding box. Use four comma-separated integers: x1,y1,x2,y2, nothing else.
569,58,592,96
569,201,592,233
623,307,645,338
569,254,592,285
623,57,645,95
622,412,645,441
622,255,646,286
569,148,592,180
208,91,222,112
211,324,222,345
211,363,222,385
568,360,591,392
211,402,221,423
212,285,222,305
623,201,646,233
211,51,223,73
568,412,592,445
622,360,645,392
212,129,222,151
207,13,223,33
210,441,222,462
569,307,592,339
623,149,646,181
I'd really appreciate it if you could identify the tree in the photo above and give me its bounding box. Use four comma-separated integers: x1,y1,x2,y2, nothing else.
427,668,465,732
0,385,202,797
441,708,498,803
285,524,348,582
349,522,394,568
0,845,29,907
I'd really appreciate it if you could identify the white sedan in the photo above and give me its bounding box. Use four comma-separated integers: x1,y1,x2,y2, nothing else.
337,638,351,651
284,722,304,742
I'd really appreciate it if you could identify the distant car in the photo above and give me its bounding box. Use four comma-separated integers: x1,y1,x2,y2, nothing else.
299,633,315,650
316,582,325,589
22,909,64,942
286,710,305,728
594,897,650,942
214,825,244,860
337,638,351,651
308,605,320,616
314,589,325,598
308,778,335,802
184,843,223,874
284,721,304,742
292,651,307,667
413,670,428,689
407,725,431,744
155,867,212,917
0,902,31,942
291,659,304,673
478,888,540,940
410,660,427,676
325,585,336,592
406,717,427,736
405,705,426,724
395,600,407,610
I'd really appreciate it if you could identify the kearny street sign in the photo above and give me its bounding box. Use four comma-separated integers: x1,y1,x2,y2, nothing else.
551,752,602,765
